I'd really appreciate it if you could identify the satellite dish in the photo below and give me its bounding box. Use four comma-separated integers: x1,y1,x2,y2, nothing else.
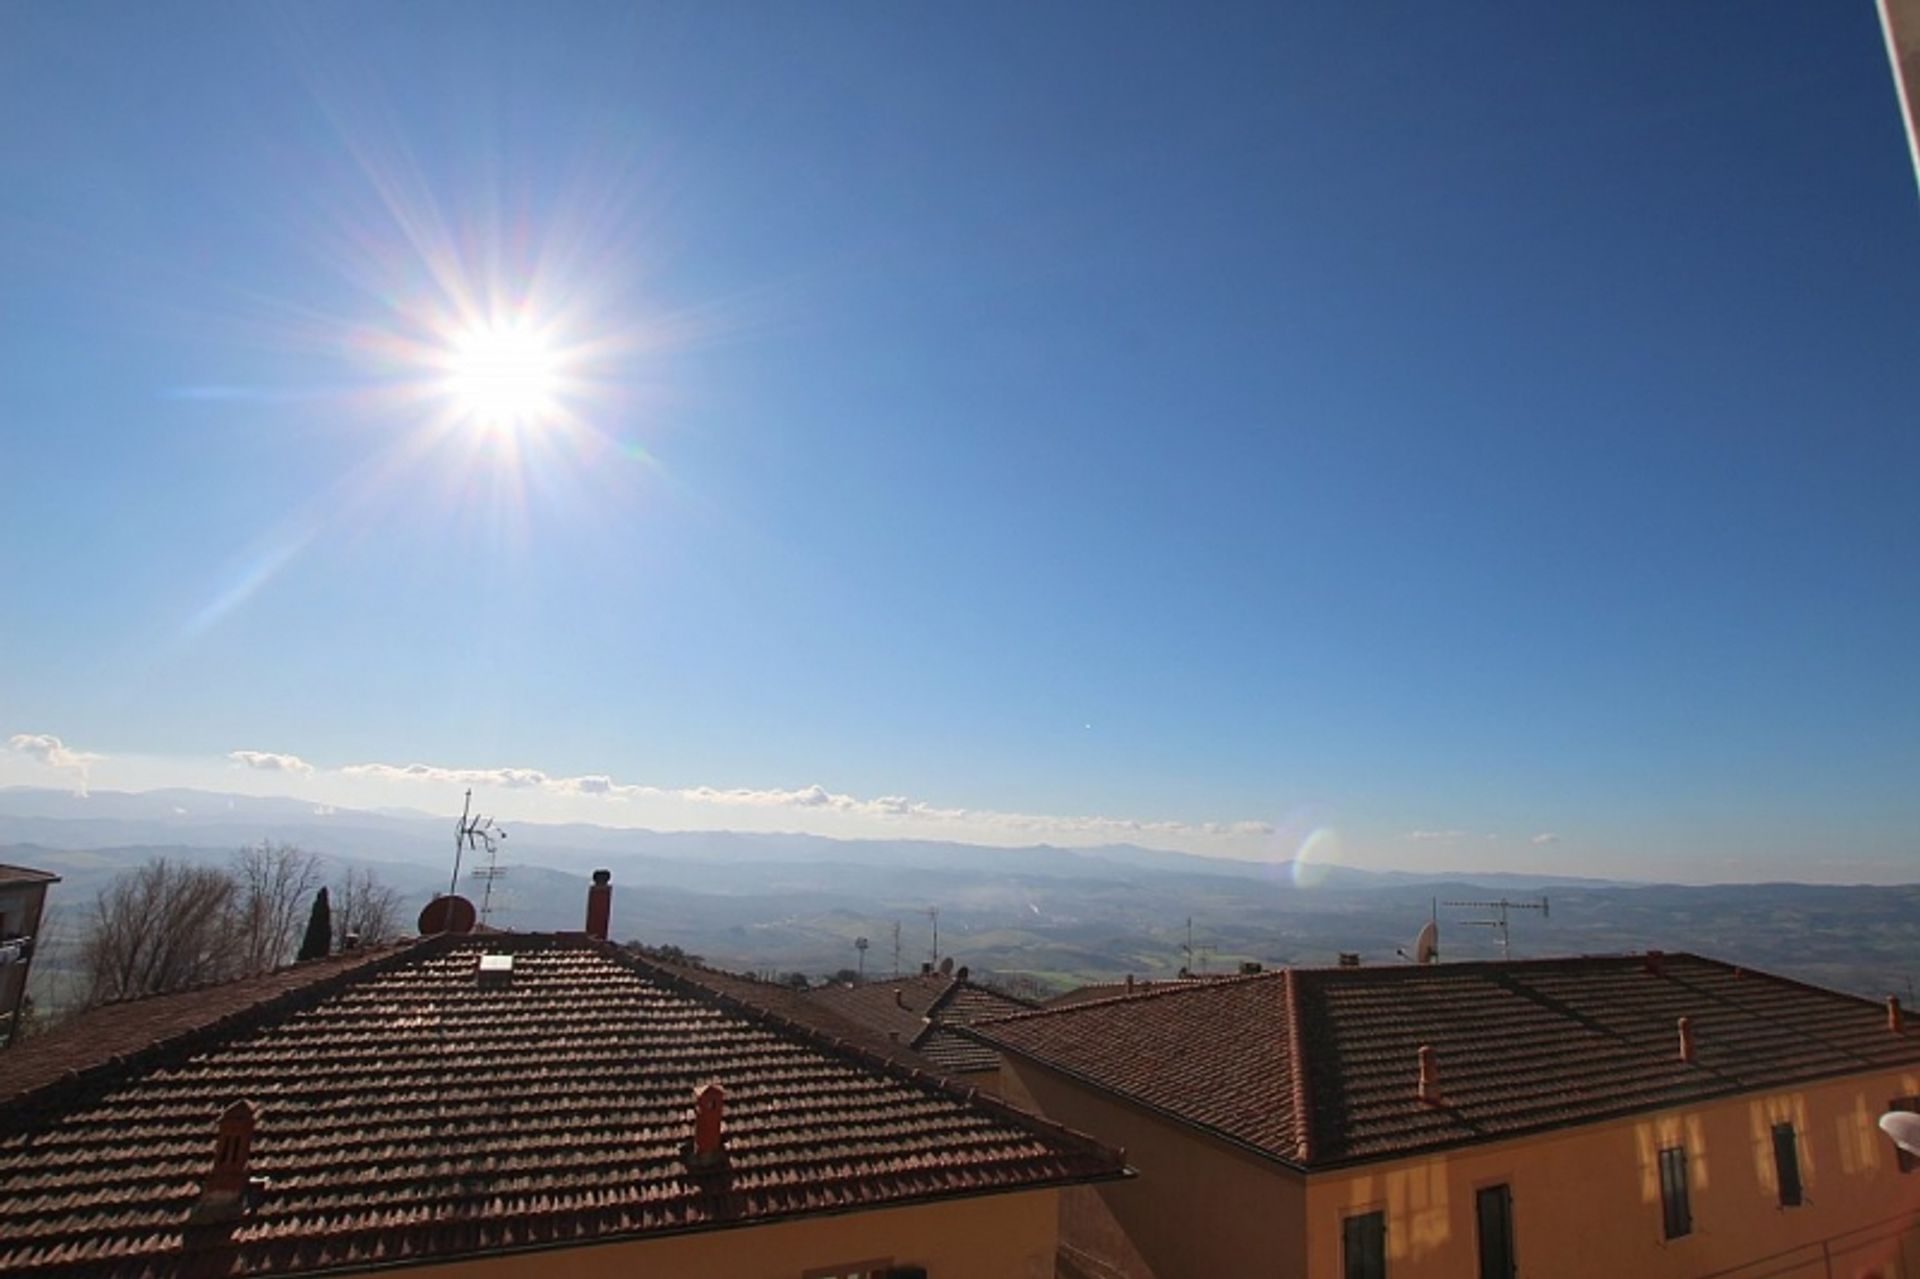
419,894,478,936
1414,919,1439,965
1880,1111,1920,1157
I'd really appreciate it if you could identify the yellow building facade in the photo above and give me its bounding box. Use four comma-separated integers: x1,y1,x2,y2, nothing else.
1010,1056,1920,1279
978,954,1920,1279
1307,1066,1920,1279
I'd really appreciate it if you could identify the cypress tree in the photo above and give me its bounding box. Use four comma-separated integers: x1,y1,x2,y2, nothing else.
297,887,332,962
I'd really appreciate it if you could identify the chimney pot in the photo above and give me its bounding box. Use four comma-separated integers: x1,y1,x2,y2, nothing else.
1678,1015,1695,1063
1417,1045,1439,1105
1891,996,1905,1034
585,869,612,941
894,988,906,1008
193,1100,258,1218
689,1083,726,1165
1125,974,1135,991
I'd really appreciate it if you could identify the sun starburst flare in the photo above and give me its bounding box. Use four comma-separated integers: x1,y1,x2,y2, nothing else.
442,318,563,431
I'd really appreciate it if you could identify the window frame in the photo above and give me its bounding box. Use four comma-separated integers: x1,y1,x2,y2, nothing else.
1771,1122,1803,1207
1658,1145,1692,1240
1475,1181,1516,1279
1342,1207,1388,1279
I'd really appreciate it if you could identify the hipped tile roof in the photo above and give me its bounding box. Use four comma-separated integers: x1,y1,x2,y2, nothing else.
969,952,1920,1170
0,934,1123,1278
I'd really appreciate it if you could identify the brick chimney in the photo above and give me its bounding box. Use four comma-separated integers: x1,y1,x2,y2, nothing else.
1417,1045,1439,1105
688,1083,727,1168
585,869,612,940
191,1100,259,1221
1677,1016,1695,1063
1891,996,1905,1034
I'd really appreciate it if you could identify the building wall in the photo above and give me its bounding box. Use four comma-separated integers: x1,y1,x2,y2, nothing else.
1001,1058,1304,1279
0,880,53,1045
1305,1067,1920,1279
1003,1056,1920,1279
392,1189,1059,1279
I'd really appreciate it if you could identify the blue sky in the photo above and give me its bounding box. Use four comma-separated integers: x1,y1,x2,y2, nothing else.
2,3,1916,881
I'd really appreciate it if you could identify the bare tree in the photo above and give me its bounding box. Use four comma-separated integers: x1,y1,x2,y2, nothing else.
333,866,404,948
80,858,239,1004
231,843,323,975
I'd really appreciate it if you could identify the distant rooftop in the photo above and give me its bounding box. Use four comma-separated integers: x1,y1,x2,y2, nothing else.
0,933,1124,1277
0,865,59,887
969,951,1920,1170
808,969,1036,1074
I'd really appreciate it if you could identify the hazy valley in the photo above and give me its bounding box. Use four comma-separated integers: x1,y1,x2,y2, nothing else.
5,786,1915,1009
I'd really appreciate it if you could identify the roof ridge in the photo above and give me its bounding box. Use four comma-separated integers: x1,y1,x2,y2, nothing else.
973,968,1280,1026
1282,967,1314,1164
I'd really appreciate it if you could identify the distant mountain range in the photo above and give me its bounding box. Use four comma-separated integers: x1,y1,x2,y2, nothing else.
5,785,1913,1006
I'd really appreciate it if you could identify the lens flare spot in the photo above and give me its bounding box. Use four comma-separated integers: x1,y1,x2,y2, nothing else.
1291,827,1342,889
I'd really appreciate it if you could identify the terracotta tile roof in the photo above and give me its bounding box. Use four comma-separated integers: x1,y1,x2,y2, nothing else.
0,934,1124,1277
1,943,415,1107
969,952,1920,1170
808,974,1035,1074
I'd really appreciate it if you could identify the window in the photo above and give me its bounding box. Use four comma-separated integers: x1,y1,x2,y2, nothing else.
1658,1145,1692,1239
1892,1097,1920,1174
1772,1123,1803,1206
1476,1183,1516,1279
1343,1209,1386,1279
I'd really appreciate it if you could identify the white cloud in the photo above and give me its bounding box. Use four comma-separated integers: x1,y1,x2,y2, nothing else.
228,749,315,776
340,762,551,789
1403,829,1469,843
7,732,104,795
335,757,1272,847
1530,832,1561,846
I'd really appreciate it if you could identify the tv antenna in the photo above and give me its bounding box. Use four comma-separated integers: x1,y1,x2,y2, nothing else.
451,789,506,899
1181,916,1196,976
1443,896,1548,960
924,906,940,967
891,920,902,977
854,936,869,980
470,837,510,926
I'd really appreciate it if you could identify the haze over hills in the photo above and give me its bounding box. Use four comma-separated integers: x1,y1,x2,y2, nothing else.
4,786,1914,1009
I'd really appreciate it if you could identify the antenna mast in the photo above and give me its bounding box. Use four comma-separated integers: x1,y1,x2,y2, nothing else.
1443,896,1549,959
892,920,902,977
924,906,940,968
451,788,506,903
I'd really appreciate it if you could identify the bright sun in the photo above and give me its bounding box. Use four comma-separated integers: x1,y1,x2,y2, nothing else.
444,320,560,429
